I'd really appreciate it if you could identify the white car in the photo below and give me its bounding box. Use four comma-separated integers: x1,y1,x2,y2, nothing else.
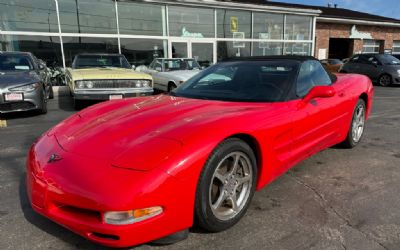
137,58,201,92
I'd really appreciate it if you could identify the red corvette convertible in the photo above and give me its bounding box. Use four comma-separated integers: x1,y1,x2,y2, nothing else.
27,56,373,247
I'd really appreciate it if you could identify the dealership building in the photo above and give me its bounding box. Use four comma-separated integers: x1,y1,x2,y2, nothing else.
1,0,400,68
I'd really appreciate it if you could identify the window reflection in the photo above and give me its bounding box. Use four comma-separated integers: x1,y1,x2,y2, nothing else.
0,34,62,66
168,6,214,38
0,0,58,32
217,41,251,61
58,0,117,34
120,39,167,66
62,37,119,66
285,15,312,40
253,42,283,56
118,2,165,36
253,13,284,40
284,42,311,56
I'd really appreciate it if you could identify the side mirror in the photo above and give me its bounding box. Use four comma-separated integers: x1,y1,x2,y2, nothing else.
38,64,45,70
372,61,379,67
300,86,336,108
131,65,136,70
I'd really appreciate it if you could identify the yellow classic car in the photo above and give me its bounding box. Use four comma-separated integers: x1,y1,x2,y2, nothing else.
66,53,153,108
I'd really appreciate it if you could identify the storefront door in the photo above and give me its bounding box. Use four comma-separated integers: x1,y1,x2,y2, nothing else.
169,40,216,67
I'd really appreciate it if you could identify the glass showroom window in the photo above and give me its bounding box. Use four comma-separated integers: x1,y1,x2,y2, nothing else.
253,13,284,40
362,40,381,53
58,0,117,34
0,0,58,32
217,41,251,61
393,41,400,54
0,34,62,66
217,9,252,39
118,2,166,36
62,37,119,66
120,39,167,66
168,6,214,38
284,42,311,56
253,42,283,56
285,15,312,40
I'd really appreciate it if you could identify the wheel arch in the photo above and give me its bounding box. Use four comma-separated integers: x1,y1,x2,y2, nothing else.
226,133,263,182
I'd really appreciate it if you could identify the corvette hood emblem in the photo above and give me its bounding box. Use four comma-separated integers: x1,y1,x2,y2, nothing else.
48,154,63,163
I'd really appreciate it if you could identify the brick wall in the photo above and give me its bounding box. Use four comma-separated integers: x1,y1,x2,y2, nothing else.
315,22,400,59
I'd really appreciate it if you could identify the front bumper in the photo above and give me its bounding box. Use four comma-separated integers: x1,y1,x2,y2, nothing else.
26,134,193,248
73,88,153,100
0,87,43,113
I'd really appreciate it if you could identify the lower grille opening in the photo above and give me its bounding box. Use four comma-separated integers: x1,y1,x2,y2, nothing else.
0,101,35,112
55,204,102,223
92,232,120,241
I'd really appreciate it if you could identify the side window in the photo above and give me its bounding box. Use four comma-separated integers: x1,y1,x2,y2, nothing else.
296,60,332,97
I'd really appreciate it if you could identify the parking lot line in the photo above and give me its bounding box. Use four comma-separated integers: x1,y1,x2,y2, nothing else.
0,119,7,128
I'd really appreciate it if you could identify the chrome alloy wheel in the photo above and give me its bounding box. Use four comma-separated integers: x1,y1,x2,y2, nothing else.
209,152,253,221
352,104,365,143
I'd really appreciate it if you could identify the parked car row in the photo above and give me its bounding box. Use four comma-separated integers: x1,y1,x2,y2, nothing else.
1,52,204,114
321,54,400,87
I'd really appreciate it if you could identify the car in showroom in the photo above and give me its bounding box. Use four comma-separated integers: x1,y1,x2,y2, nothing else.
66,53,153,109
340,53,400,86
320,58,343,73
27,56,373,248
0,52,53,114
137,58,201,92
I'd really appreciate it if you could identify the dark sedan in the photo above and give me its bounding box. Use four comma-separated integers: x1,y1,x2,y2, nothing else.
340,53,400,87
0,52,53,114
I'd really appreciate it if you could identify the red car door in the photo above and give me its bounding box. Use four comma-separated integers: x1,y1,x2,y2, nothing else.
290,60,344,163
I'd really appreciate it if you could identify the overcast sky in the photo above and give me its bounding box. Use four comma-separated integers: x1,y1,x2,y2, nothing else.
273,0,400,19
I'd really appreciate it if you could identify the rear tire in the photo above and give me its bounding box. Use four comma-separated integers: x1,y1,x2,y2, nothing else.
49,85,54,99
378,74,392,87
194,138,257,232
168,82,177,92
38,89,48,114
73,99,83,110
340,99,366,148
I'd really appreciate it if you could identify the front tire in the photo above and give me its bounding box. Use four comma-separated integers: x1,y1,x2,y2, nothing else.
378,74,392,87
340,99,366,148
194,138,257,232
168,82,177,92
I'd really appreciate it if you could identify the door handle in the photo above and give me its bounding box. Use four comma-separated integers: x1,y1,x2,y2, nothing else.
338,92,345,97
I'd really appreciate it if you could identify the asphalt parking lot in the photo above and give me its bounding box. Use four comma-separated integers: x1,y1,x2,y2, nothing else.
0,86,399,250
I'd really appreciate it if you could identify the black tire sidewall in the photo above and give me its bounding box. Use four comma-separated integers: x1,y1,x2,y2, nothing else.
195,138,257,232
379,74,392,87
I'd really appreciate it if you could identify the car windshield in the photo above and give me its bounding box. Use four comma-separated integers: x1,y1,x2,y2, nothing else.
172,60,300,102
164,59,200,71
0,54,34,71
375,54,400,65
73,55,131,69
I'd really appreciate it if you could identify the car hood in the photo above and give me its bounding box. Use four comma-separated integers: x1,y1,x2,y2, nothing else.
68,67,152,81
0,71,40,88
53,95,271,167
159,70,200,80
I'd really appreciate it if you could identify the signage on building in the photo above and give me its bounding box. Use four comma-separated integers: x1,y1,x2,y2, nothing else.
181,27,204,38
259,33,269,48
231,16,238,33
349,25,372,39
233,32,245,48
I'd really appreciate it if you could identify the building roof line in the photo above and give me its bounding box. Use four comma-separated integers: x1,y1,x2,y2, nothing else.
317,17,400,27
